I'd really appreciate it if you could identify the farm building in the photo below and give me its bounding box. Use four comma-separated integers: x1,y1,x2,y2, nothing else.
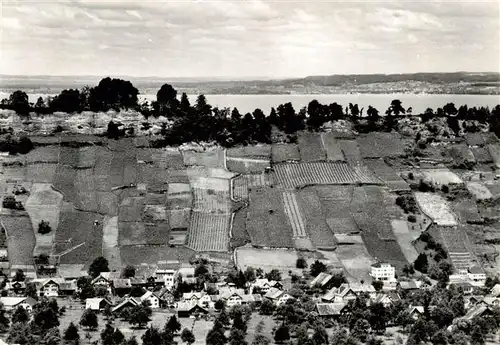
176,302,209,318
140,291,160,309
263,288,295,306
112,297,141,314
309,272,333,288
85,298,113,311
315,303,347,319
0,296,37,312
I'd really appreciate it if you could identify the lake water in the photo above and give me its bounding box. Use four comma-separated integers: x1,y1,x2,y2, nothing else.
1,92,498,115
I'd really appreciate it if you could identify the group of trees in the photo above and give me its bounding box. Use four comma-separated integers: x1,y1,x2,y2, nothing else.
3,78,499,147
140,315,194,345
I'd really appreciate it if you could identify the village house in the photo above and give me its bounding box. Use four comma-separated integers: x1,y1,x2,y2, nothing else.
315,303,347,320
408,306,425,320
141,291,160,309
369,292,401,308
34,278,63,297
0,296,37,312
309,273,333,289
467,266,486,286
85,298,113,311
5,281,26,294
59,280,78,296
397,280,422,292
176,265,196,285
176,302,209,318
157,287,175,308
322,283,376,303
91,273,118,294
112,278,132,296
112,297,142,314
250,278,283,294
370,262,396,282
182,292,212,308
264,287,295,306
490,284,500,297
155,260,180,289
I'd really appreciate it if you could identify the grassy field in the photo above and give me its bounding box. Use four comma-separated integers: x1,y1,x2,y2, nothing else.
151,148,185,169
26,163,57,183
227,145,271,158
26,146,60,164
364,158,410,191
102,215,121,271
74,169,98,212
391,220,420,263
118,222,146,246
321,132,345,161
357,132,409,158
246,187,294,248
120,245,195,266
466,182,493,200
471,147,493,163
1,213,35,267
230,207,251,249
235,246,301,275
273,162,369,189
181,148,225,168
297,187,336,249
168,209,191,230
53,165,77,201
415,192,458,226
314,186,358,235
298,132,326,162
439,226,477,270
338,140,362,164
186,212,230,252
335,243,375,283
271,143,300,163
25,183,63,256
487,144,500,168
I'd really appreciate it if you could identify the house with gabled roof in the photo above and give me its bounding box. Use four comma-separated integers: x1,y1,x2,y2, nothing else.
33,278,64,297
86,298,113,311
0,296,37,312
250,278,283,294
176,302,209,318
59,280,78,296
408,306,425,320
155,260,180,288
315,303,347,319
309,273,333,289
397,280,422,291
322,284,359,303
490,284,500,297
140,291,160,309
264,288,294,306
111,297,142,314
369,292,401,308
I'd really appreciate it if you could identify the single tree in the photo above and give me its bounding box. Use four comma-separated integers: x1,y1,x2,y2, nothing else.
88,256,109,278
0,302,10,332
414,253,429,273
13,269,25,282
129,305,151,328
310,260,327,277
11,306,29,323
38,220,52,234
165,315,181,334
296,257,308,269
351,318,370,342
265,269,281,281
64,322,80,344
372,280,384,292
259,299,275,316
229,328,247,345
80,309,98,331
181,328,196,344
122,265,136,278
142,325,163,345
274,324,290,343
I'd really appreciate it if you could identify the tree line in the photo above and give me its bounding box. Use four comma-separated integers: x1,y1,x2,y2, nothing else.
1,77,500,147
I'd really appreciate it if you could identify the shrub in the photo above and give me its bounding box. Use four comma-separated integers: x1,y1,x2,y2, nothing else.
408,215,417,223
296,257,307,269
38,220,52,234
2,195,23,210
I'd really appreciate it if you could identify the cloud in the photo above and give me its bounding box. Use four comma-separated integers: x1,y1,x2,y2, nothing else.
1,0,498,77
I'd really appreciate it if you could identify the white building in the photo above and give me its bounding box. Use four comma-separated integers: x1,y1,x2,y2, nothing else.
156,261,181,289
370,263,395,281
0,297,37,312
467,266,486,286
141,291,160,309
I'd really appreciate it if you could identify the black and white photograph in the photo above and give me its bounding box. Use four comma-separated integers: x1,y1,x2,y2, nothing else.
0,0,499,344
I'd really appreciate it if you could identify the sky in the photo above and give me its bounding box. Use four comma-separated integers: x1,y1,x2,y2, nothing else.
1,0,499,78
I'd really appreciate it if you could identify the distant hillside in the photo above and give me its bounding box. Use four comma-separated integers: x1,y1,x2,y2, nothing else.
1,72,499,95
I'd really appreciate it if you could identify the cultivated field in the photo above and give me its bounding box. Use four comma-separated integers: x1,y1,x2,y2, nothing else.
298,132,326,162
297,187,337,248
321,132,345,161
231,173,271,201
439,226,477,270
150,148,185,170
315,185,358,234
357,132,408,158
391,220,420,263
192,187,231,214
364,158,410,191
120,245,195,266
186,212,230,252
226,156,270,174
227,145,271,158
273,162,376,189
26,163,57,183
271,143,301,163
282,191,307,238
466,182,493,200
471,147,493,163
415,192,458,226
26,146,60,164
246,187,294,248
338,140,362,164
24,183,63,256
230,208,251,249
168,209,191,230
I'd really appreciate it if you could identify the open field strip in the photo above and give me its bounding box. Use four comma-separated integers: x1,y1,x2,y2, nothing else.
321,132,345,161
357,132,409,158
26,163,57,184
364,158,410,191
227,145,271,158
335,244,375,283
235,246,309,276
26,146,60,164
181,147,225,168
186,212,230,252
193,188,231,214
75,168,98,212
420,168,463,186
231,173,271,201
25,183,63,256
282,191,307,238
102,216,121,271
338,140,362,164
487,144,500,168
415,192,458,226
391,220,419,263
150,148,185,169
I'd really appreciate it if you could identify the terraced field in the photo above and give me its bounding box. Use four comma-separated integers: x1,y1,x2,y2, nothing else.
186,212,230,252
226,156,270,174
193,188,231,214
439,226,477,270
181,148,225,168
338,140,362,164
282,192,307,238
364,158,410,191
271,143,300,163
273,162,378,189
